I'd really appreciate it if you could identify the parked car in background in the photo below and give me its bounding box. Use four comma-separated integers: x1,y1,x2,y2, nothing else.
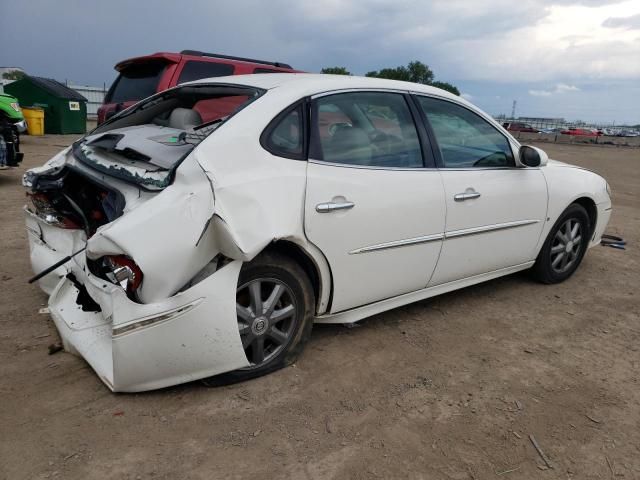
25,74,612,391
561,127,600,136
502,122,539,133
616,129,640,137
97,50,300,124
539,127,563,134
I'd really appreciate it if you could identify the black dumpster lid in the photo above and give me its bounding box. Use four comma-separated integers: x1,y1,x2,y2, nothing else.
28,76,87,102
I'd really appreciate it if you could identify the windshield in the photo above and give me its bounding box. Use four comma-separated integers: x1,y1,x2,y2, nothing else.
106,62,167,104
77,84,264,190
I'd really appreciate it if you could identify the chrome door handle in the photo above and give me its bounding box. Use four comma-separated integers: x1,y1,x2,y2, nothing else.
316,201,355,213
454,191,481,202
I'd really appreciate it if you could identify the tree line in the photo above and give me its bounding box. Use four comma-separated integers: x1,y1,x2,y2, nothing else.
320,61,459,96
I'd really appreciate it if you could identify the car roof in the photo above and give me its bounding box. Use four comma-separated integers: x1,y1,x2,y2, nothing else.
188,73,464,103
182,73,515,143
115,51,297,72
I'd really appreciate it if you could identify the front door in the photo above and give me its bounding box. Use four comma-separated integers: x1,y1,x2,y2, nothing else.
304,91,446,313
413,95,547,285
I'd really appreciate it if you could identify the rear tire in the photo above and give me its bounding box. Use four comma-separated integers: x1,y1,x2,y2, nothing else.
202,252,314,386
531,203,591,284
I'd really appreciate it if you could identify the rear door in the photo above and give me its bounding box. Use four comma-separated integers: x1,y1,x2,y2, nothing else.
303,91,446,313
414,95,547,286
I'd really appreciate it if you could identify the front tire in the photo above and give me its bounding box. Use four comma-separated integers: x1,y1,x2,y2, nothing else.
531,203,591,284
202,252,314,386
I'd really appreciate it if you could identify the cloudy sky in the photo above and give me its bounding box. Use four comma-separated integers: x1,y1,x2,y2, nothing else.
2,0,639,124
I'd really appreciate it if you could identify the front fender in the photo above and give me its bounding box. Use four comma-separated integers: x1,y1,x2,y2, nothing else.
538,162,610,251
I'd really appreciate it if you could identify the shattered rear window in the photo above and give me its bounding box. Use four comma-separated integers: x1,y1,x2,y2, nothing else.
75,84,264,190
107,62,167,104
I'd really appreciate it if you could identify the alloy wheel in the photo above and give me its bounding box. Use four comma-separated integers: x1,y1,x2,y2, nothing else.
236,278,298,368
550,218,583,274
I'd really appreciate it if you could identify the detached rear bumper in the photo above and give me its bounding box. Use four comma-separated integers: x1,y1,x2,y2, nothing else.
47,259,249,392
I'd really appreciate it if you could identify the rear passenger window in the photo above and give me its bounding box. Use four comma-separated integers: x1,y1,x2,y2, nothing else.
310,92,423,168
262,105,304,159
177,61,234,84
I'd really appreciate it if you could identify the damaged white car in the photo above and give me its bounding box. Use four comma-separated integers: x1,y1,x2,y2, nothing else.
24,74,612,392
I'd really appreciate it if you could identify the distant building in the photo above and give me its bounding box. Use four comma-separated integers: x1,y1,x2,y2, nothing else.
518,116,566,124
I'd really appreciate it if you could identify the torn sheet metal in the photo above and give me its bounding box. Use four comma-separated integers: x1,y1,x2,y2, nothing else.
73,125,195,191
48,258,248,392
86,154,216,303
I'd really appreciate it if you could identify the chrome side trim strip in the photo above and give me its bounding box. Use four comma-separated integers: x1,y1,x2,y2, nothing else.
349,233,444,254
308,159,537,172
445,219,540,239
349,219,540,255
112,298,204,337
311,87,411,99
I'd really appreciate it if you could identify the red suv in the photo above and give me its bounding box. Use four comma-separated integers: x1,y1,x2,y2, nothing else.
502,122,539,133
560,127,600,137
97,50,298,124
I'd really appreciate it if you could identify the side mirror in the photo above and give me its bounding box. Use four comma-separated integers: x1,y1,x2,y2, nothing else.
518,145,548,167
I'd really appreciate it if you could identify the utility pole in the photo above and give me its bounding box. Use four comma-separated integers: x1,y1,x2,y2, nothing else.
511,100,517,120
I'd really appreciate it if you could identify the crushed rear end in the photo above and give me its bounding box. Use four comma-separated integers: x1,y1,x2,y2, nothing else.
24,84,264,391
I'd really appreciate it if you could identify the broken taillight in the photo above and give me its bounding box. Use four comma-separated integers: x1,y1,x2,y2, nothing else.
27,192,80,229
105,255,143,296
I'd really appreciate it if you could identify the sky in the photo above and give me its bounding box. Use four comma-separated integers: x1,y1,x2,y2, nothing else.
2,0,639,124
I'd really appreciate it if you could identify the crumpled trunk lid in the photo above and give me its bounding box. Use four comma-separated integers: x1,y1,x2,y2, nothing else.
73,125,195,191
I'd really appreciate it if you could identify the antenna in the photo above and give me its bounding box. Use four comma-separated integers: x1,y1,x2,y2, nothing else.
511,100,517,119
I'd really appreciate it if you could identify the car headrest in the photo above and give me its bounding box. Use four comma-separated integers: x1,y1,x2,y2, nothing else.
328,125,372,164
168,108,203,130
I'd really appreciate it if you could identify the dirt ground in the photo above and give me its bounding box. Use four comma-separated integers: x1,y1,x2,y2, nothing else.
1,136,638,480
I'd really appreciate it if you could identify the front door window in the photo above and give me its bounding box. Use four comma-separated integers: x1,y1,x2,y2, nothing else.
416,96,514,168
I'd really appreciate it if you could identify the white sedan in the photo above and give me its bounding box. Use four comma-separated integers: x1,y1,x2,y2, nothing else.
23,74,612,392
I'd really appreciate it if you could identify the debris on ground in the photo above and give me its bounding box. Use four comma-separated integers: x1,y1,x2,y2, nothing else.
585,414,602,424
529,434,554,470
47,343,63,355
496,466,520,476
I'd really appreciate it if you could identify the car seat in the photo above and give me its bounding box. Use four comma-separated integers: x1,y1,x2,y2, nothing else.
327,125,372,164
168,108,203,130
